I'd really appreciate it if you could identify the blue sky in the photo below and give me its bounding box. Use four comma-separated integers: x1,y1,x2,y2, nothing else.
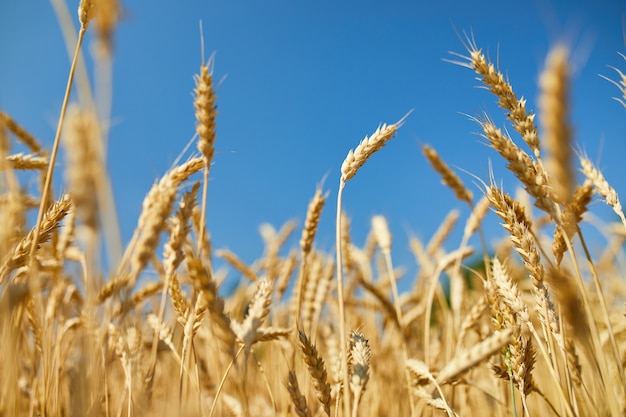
1,1,625,284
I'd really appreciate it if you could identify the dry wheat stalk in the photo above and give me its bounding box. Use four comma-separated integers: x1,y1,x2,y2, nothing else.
340,212,355,273
540,45,574,205
488,259,535,399
426,209,460,257
300,187,328,256
287,370,313,417
457,294,489,344
309,256,334,338
337,113,411,417
438,327,514,384
490,258,530,326
185,248,236,354
579,155,626,231
406,359,456,417
94,0,119,55
487,185,561,341
552,181,593,264
463,195,490,241
195,63,217,171
99,157,204,301
340,114,409,184
0,194,72,284
298,329,332,416
164,183,198,285
5,153,48,170
194,60,218,255
29,0,92,286
0,191,27,257
422,144,473,206
300,253,324,332
371,214,415,412
348,331,371,415
146,186,198,392
454,39,540,157
63,106,102,230
0,111,42,154
169,270,190,322
231,277,273,349
216,249,258,282
259,221,297,280
276,248,298,302
131,158,204,275
479,119,556,219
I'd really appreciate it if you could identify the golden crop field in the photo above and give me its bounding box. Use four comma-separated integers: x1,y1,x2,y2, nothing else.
1,1,626,416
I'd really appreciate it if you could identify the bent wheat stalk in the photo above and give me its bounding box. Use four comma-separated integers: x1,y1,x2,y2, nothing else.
335,112,409,417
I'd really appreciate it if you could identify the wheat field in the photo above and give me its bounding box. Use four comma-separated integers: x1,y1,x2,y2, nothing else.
2,1,626,416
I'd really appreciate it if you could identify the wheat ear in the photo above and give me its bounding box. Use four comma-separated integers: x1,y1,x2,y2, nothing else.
194,60,217,256
540,45,574,205
348,331,371,417
5,154,48,170
63,106,102,231
422,144,473,206
0,111,42,153
453,36,540,157
298,329,332,416
287,370,313,417
0,194,72,284
579,155,626,231
294,185,328,328
478,118,556,219
438,327,514,384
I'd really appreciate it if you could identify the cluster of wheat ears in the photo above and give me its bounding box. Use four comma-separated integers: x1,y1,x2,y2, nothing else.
2,1,626,416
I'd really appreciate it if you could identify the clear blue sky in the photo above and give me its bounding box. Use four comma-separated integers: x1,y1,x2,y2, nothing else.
1,1,625,284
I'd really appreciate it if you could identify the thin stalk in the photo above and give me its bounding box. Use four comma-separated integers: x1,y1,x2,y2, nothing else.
29,27,86,267
335,181,350,417
381,248,415,414
209,344,245,417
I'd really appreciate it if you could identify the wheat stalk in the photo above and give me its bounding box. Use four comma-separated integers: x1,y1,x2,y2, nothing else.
422,144,473,206
453,36,540,157
335,112,409,417
298,329,332,416
579,154,626,231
